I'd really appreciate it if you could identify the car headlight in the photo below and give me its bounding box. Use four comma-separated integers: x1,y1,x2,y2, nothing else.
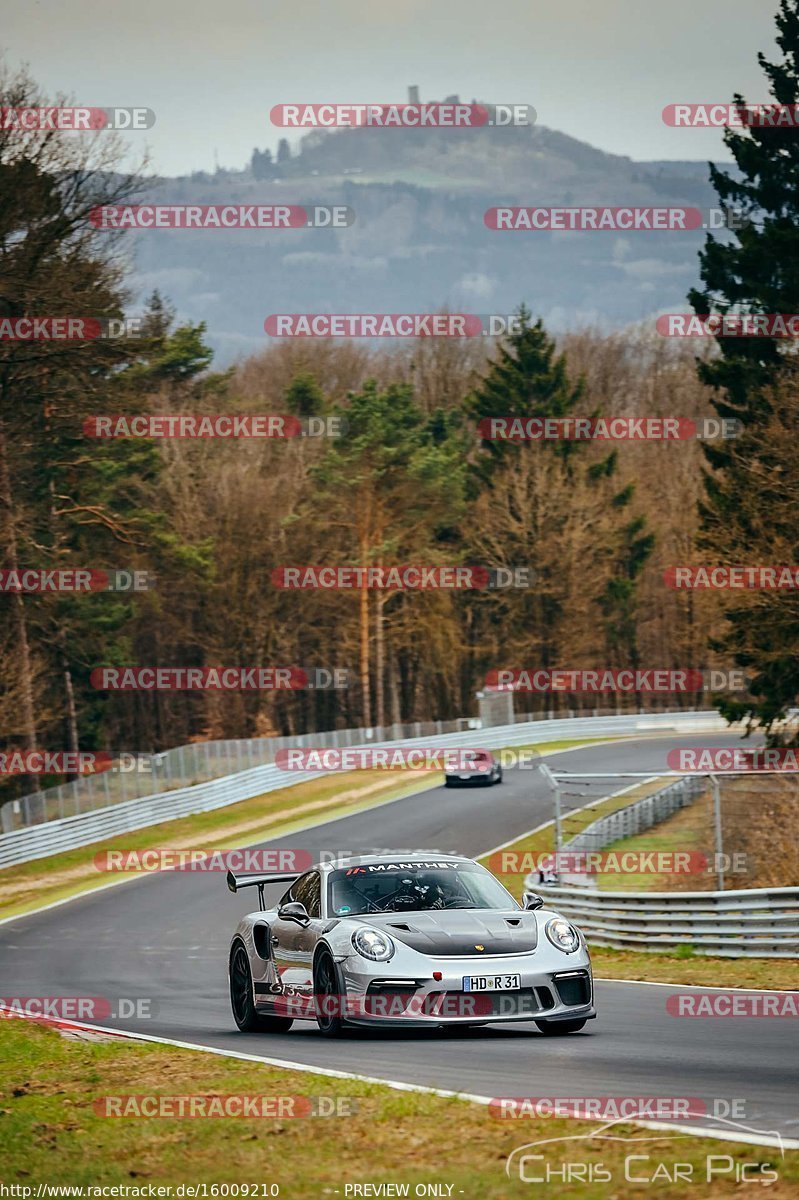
545,918,580,954
352,927,395,962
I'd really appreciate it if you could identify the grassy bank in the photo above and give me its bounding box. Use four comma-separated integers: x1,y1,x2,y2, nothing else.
2,1020,795,1198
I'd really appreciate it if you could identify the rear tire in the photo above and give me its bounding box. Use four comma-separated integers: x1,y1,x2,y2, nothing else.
229,942,294,1033
314,950,347,1037
534,1018,587,1035
444,777,455,788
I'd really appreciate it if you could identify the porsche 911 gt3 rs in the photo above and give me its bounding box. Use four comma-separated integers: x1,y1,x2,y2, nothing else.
226,852,594,1037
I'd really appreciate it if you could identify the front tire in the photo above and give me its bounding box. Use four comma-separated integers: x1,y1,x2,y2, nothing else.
535,1017,587,1035
314,950,347,1037
229,942,294,1033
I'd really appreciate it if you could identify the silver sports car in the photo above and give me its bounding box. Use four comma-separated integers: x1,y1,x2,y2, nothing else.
227,853,594,1037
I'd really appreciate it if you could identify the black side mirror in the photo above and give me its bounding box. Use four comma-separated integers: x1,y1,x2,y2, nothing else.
523,892,544,910
278,900,311,925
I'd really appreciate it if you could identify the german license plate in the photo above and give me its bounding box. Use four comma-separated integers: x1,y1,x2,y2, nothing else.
462,974,521,991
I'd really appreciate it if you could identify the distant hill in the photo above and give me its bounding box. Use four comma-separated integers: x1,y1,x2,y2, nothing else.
127,117,721,365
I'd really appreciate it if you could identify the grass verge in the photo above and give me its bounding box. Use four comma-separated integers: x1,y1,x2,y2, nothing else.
595,777,799,893
2,1020,796,1198
589,947,799,990
478,777,668,901
0,771,436,920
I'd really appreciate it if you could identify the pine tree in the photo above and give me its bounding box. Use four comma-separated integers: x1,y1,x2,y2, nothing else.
689,1,799,740
468,306,584,482
689,0,799,473
285,373,326,417
465,312,653,707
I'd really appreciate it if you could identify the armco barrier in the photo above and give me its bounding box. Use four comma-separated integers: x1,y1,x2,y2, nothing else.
530,884,799,958
4,705,726,831
0,710,726,870
560,774,707,856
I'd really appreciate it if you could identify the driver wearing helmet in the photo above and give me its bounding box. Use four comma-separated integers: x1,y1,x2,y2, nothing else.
392,873,448,910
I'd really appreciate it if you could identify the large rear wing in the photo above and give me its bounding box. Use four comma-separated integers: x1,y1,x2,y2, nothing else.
226,869,300,911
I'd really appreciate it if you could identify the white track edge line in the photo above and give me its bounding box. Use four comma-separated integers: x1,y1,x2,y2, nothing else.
5,1010,796,1152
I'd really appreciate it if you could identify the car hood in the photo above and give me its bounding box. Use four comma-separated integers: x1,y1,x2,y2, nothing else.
355,909,539,956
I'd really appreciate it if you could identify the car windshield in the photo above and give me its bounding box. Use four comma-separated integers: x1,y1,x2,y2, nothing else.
327,862,519,916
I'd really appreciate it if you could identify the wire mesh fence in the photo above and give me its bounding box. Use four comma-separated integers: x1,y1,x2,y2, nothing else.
2,720,479,831
543,771,799,893
0,707,724,835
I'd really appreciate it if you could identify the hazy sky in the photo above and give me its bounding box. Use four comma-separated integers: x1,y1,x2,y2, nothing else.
5,0,780,175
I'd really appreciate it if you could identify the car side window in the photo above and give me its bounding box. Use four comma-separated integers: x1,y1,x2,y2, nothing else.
295,871,322,918
278,874,305,908
282,871,321,918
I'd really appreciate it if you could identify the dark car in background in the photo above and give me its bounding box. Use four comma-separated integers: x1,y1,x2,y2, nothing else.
444,749,503,787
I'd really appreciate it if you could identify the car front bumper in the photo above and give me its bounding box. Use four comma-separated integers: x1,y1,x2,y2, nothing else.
445,772,494,784
337,956,594,1027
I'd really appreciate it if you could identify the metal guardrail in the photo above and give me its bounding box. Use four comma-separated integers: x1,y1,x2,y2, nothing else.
3,719,483,830
562,775,707,855
522,772,799,958
0,709,726,869
2,703,713,831
530,884,799,958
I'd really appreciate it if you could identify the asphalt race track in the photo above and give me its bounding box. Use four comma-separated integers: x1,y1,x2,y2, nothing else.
2,732,797,1145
